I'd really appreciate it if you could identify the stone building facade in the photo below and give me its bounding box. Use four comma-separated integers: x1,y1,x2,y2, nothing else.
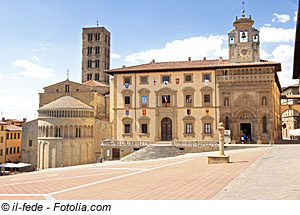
104,10,282,160
21,80,111,170
81,27,110,84
0,118,25,164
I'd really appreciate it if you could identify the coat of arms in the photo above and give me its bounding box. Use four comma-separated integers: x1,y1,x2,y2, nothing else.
176,78,180,84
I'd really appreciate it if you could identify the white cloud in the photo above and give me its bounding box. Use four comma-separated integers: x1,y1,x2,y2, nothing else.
264,24,272,27
125,35,228,65
265,44,295,87
294,12,298,22
272,13,290,23
111,53,121,59
260,27,295,43
14,60,55,79
0,74,3,80
33,55,39,61
10,76,22,80
260,49,272,59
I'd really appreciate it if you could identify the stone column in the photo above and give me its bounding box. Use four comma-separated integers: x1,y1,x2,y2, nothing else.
218,122,225,156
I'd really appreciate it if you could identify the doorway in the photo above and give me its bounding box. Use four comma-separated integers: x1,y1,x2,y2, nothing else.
161,117,172,141
240,123,251,142
112,148,120,160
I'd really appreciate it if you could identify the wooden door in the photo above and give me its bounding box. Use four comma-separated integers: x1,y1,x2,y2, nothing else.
161,118,172,141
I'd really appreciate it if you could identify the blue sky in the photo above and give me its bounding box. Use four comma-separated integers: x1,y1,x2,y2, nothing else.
0,0,298,120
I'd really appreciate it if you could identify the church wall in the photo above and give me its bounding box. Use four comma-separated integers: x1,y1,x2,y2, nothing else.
21,120,38,171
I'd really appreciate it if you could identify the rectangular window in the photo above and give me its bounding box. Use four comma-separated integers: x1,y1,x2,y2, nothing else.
14,133,16,139
17,147,20,153
162,76,170,83
140,76,148,84
10,147,12,154
124,77,131,85
1,126,3,130
18,133,20,139
124,124,131,134
204,94,211,103
95,33,100,40
65,84,70,93
125,96,131,105
185,75,192,82
204,74,210,81
204,123,211,134
10,133,13,139
87,73,92,81
6,148,8,154
141,124,148,134
6,133,9,139
13,147,16,154
186,95,192,104
162,95,171,107
186,123,193,134
29,140,32,147
87,60,92,68
0,149,2,156
141,96,147,105
0,137,3,143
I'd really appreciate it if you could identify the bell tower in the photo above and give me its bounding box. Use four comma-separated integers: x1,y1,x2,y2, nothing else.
228,8,260,63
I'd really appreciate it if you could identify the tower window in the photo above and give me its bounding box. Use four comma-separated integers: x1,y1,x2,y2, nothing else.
87,73,92,81
204,123,211,134
88,33,93,41
87,47,93,55
95,73,100,81
95,33,100,40
95,46,100,55
141,124,148,134
87,60,92,68
65,84,70,93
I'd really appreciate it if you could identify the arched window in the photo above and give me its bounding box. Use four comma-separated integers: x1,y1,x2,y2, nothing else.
263,116,267,133
225,117,230,130
262,96,267,106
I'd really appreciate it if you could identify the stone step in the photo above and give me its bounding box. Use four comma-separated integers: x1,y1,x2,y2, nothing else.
121,145,185,162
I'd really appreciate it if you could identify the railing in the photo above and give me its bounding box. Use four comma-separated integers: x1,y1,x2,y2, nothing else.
217,74,273,82
101,139,151,146
172,140,219,147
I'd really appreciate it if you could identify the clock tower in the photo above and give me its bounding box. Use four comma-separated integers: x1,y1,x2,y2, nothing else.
228,9,260,63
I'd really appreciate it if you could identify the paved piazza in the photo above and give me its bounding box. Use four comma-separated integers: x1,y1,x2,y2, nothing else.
213,145,300,200
1,146,298,200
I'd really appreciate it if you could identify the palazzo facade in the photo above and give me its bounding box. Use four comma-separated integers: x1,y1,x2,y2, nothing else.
105,9,282,159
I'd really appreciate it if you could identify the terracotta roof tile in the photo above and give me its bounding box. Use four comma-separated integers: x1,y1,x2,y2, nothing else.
82,80,109,87
7,125,22,131
106,59,281,74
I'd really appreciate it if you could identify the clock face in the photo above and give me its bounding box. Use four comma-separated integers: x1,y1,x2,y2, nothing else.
239,47,251,59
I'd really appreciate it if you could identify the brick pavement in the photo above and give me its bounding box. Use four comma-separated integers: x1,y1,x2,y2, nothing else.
0,148,268,200
212,145,300,200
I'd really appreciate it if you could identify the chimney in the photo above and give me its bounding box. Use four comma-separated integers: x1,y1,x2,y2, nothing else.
1,117,5,122
203,57,207,61
122,65,126,68
23,118,27,123
219,57,223,62
188,57,191,61
151,59,155,64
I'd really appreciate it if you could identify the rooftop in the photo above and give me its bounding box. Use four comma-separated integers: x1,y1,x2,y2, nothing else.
106,59,282,75
6,124,22,131
39,96,94,111
82,80,109,88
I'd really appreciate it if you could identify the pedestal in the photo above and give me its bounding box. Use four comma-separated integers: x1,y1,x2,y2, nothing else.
207,155,230,164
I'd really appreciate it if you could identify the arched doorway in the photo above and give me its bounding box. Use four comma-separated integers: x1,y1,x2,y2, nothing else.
161,117,172,141
281,109,300,140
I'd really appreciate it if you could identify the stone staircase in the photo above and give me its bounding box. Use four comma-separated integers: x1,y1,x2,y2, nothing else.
121,143,185,162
